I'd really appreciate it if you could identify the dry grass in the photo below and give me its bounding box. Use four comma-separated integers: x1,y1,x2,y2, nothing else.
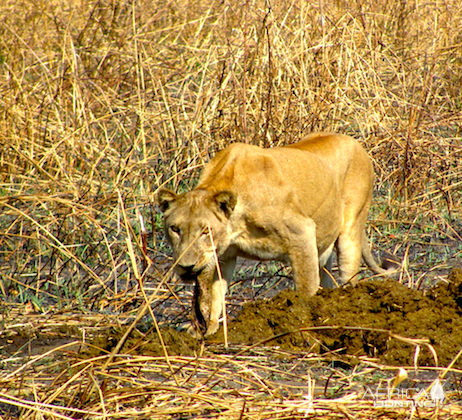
0,0,461,418
1,303,462,419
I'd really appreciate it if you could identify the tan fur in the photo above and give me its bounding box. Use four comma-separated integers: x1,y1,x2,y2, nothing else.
159,132,392,337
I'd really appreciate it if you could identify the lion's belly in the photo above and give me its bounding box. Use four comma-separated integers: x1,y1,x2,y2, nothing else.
231,208,341,266
234,234,291,262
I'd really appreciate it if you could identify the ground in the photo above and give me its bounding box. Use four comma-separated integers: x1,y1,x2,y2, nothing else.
1,266,461,419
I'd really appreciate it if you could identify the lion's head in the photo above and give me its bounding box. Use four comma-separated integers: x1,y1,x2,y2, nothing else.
158,188,237,281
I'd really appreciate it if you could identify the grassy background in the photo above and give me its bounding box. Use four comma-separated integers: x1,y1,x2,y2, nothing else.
1,0,461,306
0,0,462,418
1,0,461,308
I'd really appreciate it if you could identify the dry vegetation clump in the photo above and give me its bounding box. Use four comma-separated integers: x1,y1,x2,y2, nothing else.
0,0,461,418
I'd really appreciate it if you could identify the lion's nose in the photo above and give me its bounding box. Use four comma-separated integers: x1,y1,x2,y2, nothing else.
178,264,195,273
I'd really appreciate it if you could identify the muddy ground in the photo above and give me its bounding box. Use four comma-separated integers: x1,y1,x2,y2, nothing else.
88,268,462,368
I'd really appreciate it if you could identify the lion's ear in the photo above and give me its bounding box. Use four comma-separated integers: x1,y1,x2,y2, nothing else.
157,189,178,212
213,191,237,218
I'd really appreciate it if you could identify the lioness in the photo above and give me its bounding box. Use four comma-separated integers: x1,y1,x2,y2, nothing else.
159,132,392,337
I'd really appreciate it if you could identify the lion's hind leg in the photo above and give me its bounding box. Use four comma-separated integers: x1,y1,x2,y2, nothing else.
336,226,363,286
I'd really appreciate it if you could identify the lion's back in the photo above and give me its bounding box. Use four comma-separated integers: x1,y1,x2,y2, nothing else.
197,142,288,193
196,140,341,220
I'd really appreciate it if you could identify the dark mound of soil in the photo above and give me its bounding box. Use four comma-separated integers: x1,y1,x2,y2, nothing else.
86,327,201,358
214,268,462,367
86,269,462,367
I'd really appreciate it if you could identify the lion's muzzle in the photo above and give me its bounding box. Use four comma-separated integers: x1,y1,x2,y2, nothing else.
175,264,202,282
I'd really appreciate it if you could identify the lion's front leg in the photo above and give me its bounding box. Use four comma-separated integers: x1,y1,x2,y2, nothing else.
204,276,227,336
189,265,214,337
286,217,320,296
205,257,236,336
191,257,236,337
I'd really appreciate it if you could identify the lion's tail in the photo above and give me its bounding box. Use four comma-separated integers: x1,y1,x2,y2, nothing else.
362,231,400,276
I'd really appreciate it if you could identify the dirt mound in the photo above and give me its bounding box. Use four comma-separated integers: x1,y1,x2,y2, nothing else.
87,269,462,367
215,268,462,366
87,326,201,358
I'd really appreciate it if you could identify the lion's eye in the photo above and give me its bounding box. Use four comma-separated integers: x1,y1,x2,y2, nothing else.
170,225,180,235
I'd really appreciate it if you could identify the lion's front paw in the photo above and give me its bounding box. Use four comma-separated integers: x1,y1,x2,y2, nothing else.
183,320,219,339
204,320,219,337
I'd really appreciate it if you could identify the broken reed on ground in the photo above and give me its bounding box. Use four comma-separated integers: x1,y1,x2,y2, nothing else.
0,0,462,418
0,350,458,420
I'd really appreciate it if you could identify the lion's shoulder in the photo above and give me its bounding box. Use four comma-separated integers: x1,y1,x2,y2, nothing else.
197,142,280,191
